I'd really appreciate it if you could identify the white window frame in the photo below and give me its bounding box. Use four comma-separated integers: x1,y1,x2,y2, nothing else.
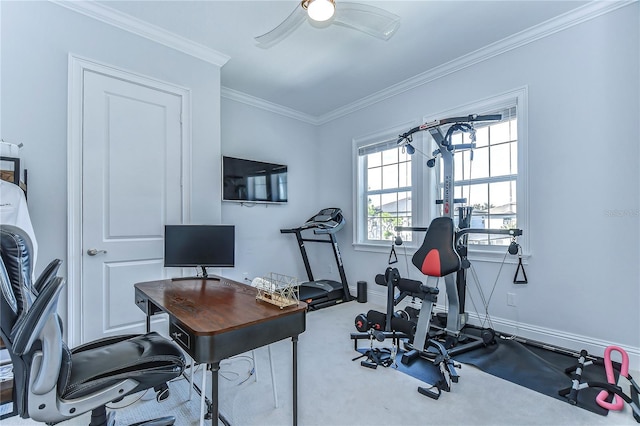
352,121,431,252
425,87,529,261
352,87,528,261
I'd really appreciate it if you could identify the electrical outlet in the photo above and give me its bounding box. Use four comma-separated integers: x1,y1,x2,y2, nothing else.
328,264,334,274
507,292,516,307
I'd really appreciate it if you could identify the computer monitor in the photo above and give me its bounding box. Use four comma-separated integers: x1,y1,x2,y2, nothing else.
164,225,235,279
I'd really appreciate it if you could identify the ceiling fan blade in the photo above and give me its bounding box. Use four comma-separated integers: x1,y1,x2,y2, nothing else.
333,2,401,41
255,5,307,48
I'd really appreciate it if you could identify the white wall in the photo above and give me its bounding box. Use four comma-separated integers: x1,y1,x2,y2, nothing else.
314,4,639,364
220,98,328,284
1,1,222,316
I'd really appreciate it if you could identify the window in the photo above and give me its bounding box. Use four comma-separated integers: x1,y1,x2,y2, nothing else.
439,106,519,247
353,88,528,257
353,122,427,247
364,143,412,241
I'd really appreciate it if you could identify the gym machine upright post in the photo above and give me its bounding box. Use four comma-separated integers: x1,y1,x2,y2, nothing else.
350,114,524,399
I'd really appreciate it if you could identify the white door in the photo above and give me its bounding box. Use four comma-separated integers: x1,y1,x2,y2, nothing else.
81,69,184,343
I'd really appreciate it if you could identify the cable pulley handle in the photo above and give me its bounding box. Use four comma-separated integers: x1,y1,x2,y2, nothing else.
388,244,398,265
513,254,528,284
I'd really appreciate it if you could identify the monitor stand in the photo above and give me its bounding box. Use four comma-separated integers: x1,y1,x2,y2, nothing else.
171,266,220,281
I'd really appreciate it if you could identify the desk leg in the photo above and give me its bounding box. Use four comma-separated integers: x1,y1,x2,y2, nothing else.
145,314,151,333
210,362,219,425
292,335,298,426
209,362,231,426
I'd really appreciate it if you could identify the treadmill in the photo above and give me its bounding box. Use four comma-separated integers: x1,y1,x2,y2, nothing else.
281,208,353,309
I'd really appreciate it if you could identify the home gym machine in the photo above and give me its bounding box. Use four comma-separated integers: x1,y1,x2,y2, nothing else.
351,114,524,399
281,207,353,309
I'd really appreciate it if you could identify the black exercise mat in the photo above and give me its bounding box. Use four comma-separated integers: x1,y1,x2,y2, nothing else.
355,337,617,416
393,349,445,387
453,337,616,416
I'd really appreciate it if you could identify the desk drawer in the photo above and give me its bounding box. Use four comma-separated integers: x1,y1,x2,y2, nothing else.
134,289,148,314
169,321,192,353
134,289,162,316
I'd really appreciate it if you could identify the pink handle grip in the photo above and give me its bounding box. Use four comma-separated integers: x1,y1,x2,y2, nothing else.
596,345,629,411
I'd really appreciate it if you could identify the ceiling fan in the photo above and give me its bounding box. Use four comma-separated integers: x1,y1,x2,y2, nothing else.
255,0,401,48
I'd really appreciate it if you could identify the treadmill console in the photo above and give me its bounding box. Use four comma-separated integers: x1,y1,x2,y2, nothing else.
304,208,345,234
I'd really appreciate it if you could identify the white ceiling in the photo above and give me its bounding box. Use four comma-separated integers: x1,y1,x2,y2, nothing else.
96,0,591,120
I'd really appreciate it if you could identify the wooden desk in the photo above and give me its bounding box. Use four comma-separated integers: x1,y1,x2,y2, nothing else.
134,277,306,425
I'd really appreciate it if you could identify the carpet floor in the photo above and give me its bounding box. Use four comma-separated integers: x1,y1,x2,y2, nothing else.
3,300,638,426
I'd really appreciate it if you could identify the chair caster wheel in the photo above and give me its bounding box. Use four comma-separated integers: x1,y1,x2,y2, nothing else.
154,383,170,402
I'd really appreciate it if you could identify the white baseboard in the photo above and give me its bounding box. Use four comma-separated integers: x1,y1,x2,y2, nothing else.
357,286,640,372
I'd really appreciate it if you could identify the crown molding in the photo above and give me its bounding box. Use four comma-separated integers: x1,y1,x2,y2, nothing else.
221,87,320,125
50,0,230,67
224,0,634,125
51,0,634,123
313,0,635,124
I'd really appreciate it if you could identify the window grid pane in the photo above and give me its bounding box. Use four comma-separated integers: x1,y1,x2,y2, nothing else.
367,164,382,191
367,151,382,168
382,164,399,189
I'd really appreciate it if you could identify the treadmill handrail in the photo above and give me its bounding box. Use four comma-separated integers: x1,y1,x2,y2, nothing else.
280,228,341,242
281,220,345,235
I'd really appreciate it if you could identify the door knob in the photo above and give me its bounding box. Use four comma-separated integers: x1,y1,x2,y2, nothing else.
87,248,107,256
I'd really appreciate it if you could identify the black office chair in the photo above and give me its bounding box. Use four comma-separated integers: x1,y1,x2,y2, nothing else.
0,225,186,426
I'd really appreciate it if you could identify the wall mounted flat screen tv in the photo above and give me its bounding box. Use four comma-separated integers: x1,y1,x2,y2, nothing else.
222,156,287,204
164,225,235,278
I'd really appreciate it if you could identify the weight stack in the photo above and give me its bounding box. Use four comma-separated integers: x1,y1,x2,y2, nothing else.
357,281,367,303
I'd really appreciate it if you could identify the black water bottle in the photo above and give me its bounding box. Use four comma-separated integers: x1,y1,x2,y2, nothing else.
357,281,367,303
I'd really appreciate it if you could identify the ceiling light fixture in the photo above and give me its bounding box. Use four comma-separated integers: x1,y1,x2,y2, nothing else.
302,0,336,22
255,1,400,48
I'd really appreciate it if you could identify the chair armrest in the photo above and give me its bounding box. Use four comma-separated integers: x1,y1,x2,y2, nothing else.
33,259,62,295
10,276,65,356
71,335,139,354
